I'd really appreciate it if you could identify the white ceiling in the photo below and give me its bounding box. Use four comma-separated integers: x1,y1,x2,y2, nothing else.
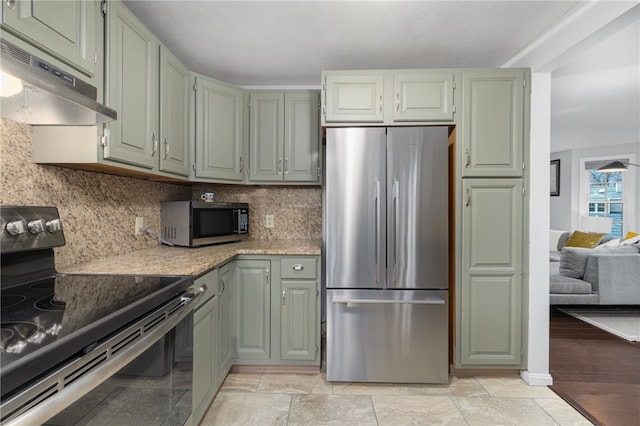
123,0,640,152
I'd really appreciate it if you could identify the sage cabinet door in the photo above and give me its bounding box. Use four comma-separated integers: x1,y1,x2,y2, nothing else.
280,280,318,361
233,260,271,360
194,77,244,181
459,179,523,367
159,46,190,176
285,92,320,182
249,92,284,181
105,1,158,169
461,70,525,177
280,257,319,361
193,295,217,425
2,0,98,76
323,74,384,123
218,262,234,379
249,91,320,183
393,72,454,122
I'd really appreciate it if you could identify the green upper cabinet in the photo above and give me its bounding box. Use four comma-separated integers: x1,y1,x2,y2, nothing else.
458,179,524,367
248,91,320,183
159,46,190,176
393,72,454,122
461,69,527,177
194,75,244,182
323,73,384,123
105,0,159,169
1,0,99,77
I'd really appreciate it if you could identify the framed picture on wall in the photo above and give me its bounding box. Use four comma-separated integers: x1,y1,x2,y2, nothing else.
550,159,560,196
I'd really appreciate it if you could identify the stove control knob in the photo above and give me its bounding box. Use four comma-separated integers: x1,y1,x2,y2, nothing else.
27,219,46,234
46,218,63,233
5,220,27,236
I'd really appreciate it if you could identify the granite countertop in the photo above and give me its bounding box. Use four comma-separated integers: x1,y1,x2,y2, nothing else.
58,239,321,277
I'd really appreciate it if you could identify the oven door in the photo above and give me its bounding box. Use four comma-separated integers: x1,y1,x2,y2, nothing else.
1,292,201,426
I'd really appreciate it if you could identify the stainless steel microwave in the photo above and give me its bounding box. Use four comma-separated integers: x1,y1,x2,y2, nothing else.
161,201,249,247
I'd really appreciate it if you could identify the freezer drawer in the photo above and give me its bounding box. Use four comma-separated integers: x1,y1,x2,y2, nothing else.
327,289,448,384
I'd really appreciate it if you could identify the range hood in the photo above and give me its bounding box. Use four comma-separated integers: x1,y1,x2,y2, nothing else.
0,40,116,126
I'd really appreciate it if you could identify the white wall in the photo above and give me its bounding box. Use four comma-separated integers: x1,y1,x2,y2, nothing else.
550,150,573,230
522,73,552,386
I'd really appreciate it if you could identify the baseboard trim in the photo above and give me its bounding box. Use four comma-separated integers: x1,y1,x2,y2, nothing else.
521,370,554,386
230,365,321,375
450,367,520,377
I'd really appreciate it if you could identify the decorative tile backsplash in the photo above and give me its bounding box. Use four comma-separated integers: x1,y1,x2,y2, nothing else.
0,119,191,267
1,118,322,268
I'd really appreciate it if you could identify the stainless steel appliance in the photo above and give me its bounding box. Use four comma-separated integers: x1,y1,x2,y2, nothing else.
0,206,201,425
0,40,117,125
325,127,449,384
161,201,249,247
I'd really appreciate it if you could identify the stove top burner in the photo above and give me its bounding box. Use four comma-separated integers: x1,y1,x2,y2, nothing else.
1,294,26,309
0,322,45,354
34,295,66,311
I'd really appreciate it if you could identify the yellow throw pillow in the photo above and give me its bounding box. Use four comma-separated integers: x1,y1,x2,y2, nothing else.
624,231,639,240
565,230,605,248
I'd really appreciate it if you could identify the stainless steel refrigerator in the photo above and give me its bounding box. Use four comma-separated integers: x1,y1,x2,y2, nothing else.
325,127,449,384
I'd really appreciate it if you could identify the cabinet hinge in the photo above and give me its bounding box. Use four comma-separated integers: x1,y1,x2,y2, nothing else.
94,51,98,64
192,82,197,92
452,81,456,90
100,0,107,17
315,345,319,352
522,162,526,172
522,187,526,197
452,105,456,114
192,163,196,172
317,166,321,179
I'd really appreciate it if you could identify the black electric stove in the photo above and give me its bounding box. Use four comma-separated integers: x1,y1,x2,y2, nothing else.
0,206,193,403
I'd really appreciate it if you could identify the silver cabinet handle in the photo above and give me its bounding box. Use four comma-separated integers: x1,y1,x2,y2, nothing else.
163,137,169,159
292,264,304,271
151,133,158,157
333,298,445,305
278,158,283,174
396,93,400,112
220,279,225,295
466,187,471,207
284,157,289,174
265,269,270,285
379,95,383,113
465,148,470,168
282,290,286,307
239,156,243,173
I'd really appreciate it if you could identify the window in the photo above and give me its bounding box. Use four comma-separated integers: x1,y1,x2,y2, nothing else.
584,159,627,238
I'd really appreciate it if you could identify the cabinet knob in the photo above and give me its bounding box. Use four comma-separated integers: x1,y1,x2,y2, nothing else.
6,0,15,9
198,284,208,294
292,264,304,271
5,220,27,236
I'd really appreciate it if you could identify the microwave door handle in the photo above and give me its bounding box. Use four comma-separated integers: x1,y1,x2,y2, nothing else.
236,209,241,234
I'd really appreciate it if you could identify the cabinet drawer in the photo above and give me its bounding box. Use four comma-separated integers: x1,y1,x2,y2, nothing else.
281,258,316,279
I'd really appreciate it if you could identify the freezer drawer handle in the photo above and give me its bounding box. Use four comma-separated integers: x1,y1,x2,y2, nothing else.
332,298,445,306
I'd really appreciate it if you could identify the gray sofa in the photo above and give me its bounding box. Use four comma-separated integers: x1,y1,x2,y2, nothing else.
549,231,640,305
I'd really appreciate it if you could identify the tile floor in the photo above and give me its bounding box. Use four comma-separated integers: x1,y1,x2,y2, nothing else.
200,373,592,425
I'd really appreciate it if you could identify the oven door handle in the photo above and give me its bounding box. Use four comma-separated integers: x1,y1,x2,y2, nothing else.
1,291,201,426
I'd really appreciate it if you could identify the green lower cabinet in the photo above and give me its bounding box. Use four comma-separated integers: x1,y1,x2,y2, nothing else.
192,294,217,424
233,260,271,360
217,262,234,382
280,280,318,361
232,255,321,367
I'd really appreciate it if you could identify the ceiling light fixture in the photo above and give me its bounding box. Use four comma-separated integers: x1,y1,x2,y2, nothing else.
597,160,640,172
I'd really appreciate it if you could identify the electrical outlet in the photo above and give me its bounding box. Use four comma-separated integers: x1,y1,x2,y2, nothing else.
265,214,274,228
135,217,144,235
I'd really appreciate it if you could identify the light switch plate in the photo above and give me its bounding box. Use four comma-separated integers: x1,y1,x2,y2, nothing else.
265,214,274,228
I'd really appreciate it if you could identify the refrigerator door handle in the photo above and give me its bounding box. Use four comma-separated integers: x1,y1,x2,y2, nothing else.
332,297,446,306
374,181,381,284
392,180,399,284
